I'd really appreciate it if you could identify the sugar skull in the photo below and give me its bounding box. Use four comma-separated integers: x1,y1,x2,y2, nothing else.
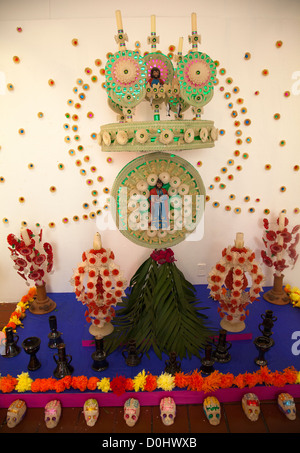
83,398,99,427
278,393,296,420
6,399,26,428
44,400,61,429
203,396,221,425
124,398,140,427
242,393,260,421
160,397,176,426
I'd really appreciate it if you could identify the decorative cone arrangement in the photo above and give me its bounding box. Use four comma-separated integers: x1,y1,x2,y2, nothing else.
208,233,264,332
7,227,55,314
261,212,299,305
71,233,126,339
105,248,214,360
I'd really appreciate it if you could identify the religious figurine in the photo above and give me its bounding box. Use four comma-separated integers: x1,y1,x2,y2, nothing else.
164,351,181,375
6,400,26,428
124,398,140,427
203,396,221,426
241,393,260,421
83,399,99,427
149,178,169,230
148,67,164,87
160,397,176,426
44,400,62,429
277,393,296,420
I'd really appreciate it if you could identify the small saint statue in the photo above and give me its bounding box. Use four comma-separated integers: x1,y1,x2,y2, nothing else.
149,178,169,230
148,67,164,87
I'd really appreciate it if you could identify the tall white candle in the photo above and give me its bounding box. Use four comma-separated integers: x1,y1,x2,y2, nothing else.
115,10,123,30
235,232,244,248
151,15,156,33
20,227,31,246
178,37,183,54
191,12,197,31
93,232,102,250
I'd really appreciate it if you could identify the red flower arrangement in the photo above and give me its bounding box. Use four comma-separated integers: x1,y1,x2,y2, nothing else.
150,249,176,264
7,228,54,287
261,213,299,276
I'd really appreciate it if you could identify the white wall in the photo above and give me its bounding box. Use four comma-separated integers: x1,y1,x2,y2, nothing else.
0,0,300,302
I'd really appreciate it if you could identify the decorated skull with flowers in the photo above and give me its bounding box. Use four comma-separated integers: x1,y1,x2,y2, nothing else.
7,227,54,287
72,233,126,331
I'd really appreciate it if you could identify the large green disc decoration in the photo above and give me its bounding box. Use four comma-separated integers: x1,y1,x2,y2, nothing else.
177,51,217,107
105,50,147,108
111,152,206,248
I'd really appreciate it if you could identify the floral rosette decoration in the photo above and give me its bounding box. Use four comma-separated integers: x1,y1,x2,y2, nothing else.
72,234,126,329
208,234,264,329
7,228,54,287
261,214,299,276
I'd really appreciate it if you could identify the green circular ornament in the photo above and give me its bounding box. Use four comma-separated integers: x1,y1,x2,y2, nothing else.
177,51,216,107
111,152,206,249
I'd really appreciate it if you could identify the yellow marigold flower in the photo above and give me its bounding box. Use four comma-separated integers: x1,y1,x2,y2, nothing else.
156,372,175,391
15,372,33,392
296,372,300,384
291,293,300,302
97,377,111,393
133,369,147,392
284,284,291,293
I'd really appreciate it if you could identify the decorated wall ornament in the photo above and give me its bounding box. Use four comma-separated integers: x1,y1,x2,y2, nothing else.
261,212,300,305
98,11,217,152
7,227,55,315
110,152,206,249
207,232,264,332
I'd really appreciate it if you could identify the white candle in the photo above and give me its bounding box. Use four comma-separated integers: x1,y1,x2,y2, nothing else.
178,37,183,54
151,15,156,33
191,12,197,31
20,227,31,246
93,232,102,250
115,10,123,30
235,232,244,248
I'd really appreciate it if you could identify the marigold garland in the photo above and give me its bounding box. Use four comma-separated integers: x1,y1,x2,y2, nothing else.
2,287,36,333
0,366,299,395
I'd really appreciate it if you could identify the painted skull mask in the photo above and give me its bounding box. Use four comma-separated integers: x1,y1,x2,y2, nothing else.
6,399,26,428
203,396,221,425
160,397,176,426
83,398,99,427
45,400,62,429
278,393,296,420
124,398,140,427
242,393,260,421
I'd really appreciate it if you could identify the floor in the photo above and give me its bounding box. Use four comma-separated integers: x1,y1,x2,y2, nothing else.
1,302,300,434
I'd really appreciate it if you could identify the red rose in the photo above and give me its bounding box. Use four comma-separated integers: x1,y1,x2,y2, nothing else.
270,243,283,255
266,230,277,241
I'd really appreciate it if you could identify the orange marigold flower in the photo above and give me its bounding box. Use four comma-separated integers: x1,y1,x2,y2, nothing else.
125,378,134,391
174,372,190,389
0,375,17,393
87,376,99,391
188,370,204,391
61,375,72,389
144,373,157,392
54,380,66,393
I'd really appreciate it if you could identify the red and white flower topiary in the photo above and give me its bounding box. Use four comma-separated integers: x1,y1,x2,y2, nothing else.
208,233,264,327
72,233,126,330
7,227,54,287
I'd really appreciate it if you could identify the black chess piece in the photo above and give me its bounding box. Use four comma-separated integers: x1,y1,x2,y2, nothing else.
4,327,21,358
53,343,74,378
92,338,109,372
200,344,215,376
212,329,232,363
164,351,181,375
122,339,143,367
48,315,63,349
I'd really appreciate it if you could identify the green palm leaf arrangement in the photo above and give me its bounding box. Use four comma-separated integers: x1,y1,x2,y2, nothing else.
105,249,215,359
